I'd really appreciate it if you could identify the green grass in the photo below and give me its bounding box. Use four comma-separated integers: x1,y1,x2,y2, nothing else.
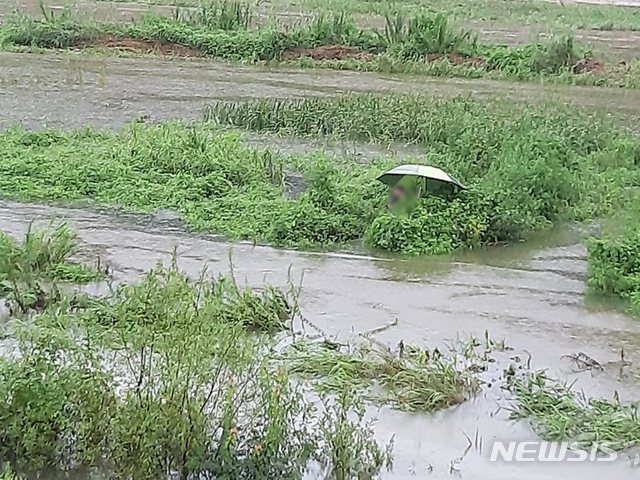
282,339,482,412
511,371,640,450
3,6,638,87
2,94,640,256
0,261,395,478
0,223,103,313
586,209,640,312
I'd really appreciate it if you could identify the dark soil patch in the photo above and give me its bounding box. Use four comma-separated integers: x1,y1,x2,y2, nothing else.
75,38,201,57
426,52,485,67
283,45,373,61
572,57,606,75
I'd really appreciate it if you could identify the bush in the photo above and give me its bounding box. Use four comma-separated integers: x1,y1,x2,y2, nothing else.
0,262,394,479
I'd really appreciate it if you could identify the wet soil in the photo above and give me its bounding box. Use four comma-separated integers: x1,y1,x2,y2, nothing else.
283,45,373,61
78,37,202,57
1,200,639,479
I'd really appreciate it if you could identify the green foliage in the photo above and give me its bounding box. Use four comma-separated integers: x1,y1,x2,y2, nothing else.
206,94,640,252
510,371,640,450
0,262,394,478
81,258,292,333
586,215,640,310
366,193,491,255
0,224,102,313
3,94,640,256
283,339,480,412
317,388,394,480
0,7,596,84
381,12,477,58
0,328,116,471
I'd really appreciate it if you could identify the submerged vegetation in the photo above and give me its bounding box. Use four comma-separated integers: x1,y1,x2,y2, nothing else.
510,371,640,451
283,339,482,412
0,256,396,478
0,3,636,87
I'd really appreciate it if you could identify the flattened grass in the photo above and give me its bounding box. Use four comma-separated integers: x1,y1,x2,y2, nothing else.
511,371,640,450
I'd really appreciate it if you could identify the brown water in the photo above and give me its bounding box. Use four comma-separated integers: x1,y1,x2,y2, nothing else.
2,29,640,479
3,51,640,134
1,200,639,479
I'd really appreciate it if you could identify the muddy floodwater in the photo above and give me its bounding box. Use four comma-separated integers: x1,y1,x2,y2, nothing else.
3,52,640,134
2,24,640,478
1,200,639,479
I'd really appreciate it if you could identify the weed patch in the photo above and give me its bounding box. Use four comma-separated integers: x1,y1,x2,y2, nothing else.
2,96,640,256
0,224,102,313
510,371,640,451
0,261,397,478
0,6,626,86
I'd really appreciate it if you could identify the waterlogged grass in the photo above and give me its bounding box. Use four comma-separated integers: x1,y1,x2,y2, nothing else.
207,94,640,249
511,371,640,450
283,339,481,412
0,224,100,282
81,258,293,333
0,224,103,313
1,6,634,87
586,212,640,312
0,123,388,248
3,94,640,256
0,261,394,478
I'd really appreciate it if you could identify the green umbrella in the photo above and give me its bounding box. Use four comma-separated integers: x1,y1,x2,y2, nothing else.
376,164,465,197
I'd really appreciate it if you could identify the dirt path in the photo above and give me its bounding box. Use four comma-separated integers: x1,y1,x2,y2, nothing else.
1,200,638,479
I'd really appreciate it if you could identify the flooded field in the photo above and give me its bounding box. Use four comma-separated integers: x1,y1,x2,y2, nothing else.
1,200,639,479
3,51,640,134
1,0,640,474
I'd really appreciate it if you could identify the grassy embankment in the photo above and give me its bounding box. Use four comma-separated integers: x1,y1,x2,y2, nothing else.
1,2,639,87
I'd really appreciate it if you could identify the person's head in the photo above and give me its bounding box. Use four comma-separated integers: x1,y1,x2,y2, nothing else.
392,185,406,198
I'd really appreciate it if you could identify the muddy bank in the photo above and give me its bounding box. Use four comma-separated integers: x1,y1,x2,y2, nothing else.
1,199,638,478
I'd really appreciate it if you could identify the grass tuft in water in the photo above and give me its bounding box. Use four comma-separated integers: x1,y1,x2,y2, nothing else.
510,371,640,451
0,223,103,313
283,339,481,412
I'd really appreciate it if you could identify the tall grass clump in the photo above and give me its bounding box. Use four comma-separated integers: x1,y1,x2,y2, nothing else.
175,0,252,30
586,209,640,311
0,261,395,478
380,12,477,58
0,224,102,313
